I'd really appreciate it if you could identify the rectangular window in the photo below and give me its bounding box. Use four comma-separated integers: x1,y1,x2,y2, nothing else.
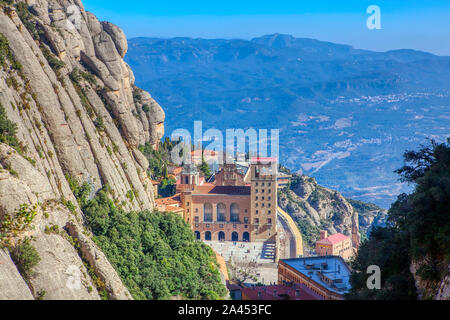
254,218,259,224
268,218,272,224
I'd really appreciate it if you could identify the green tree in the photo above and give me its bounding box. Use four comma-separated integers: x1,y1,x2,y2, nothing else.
198,158,212,180
346,139,450,300
81,187,227,300
0,104,21,151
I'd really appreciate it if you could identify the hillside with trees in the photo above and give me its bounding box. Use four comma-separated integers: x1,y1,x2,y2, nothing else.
346,139,450,300
74,182,227,300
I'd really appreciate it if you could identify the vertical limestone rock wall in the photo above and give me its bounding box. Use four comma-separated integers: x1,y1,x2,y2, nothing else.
0,0,165,299
0,0,165,213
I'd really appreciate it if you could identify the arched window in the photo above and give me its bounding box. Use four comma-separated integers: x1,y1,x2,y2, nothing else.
194,231,200,240
230,203,240,222
218,231,225,241
243,232,250,242
203,203,212,222
205,231,212,241
217,203,226,222
232,232,239,241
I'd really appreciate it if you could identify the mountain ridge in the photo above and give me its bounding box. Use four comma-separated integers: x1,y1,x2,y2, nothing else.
125,34,450,208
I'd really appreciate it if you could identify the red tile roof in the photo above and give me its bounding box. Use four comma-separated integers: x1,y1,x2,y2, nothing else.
250,157,277,163
242,284,323,300
155,194,182,206
191,149,218,157
317,233,349,245
192,185,251,196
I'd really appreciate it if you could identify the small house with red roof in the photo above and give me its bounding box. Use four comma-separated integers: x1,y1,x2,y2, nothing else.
315,230,353,260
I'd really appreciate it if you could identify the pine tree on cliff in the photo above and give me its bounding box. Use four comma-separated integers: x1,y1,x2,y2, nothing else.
346,138,450,300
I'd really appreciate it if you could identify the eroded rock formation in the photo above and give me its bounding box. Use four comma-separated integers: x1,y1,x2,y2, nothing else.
0,0,165,299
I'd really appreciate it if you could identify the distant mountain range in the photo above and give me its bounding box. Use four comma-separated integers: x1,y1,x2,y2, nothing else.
125,33,450,208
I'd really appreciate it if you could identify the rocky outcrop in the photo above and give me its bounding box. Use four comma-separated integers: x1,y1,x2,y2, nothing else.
0,144,131,299
278,175,369,249
410,259,450,300
0,249,34,300
0,0,164,213
0,0,166,299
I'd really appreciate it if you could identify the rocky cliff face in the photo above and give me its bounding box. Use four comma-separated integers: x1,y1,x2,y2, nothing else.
0,0,165,299
278,175,383,250
410,259,450,300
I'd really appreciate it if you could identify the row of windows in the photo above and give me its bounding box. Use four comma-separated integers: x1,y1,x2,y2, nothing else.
194,216,249,223
255,182,272,187
254,189,272,194
255,203,272,208
255,210,272,215
255,196,272,201
280,270,327,299
195,224,249,229
195,231,250,242
202,203,241,222
254,218,272,224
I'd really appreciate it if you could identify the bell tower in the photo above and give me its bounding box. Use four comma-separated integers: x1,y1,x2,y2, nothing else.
250,158,278,242
180,163,199,186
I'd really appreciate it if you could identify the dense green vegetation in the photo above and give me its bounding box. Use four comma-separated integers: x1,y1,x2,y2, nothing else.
347,139,450,300
295,218,320,249
347,198,384,214
10,237,40,280
139,138,180,198
139,139,174,179
0,103,21,151
76,185,226,300
197,157,212,180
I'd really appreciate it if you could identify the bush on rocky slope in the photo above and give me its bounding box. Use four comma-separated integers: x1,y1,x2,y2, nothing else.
81,186,227,300
347,139,450,300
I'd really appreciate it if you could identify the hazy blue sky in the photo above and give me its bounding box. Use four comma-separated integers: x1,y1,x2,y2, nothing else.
82,0,450,55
